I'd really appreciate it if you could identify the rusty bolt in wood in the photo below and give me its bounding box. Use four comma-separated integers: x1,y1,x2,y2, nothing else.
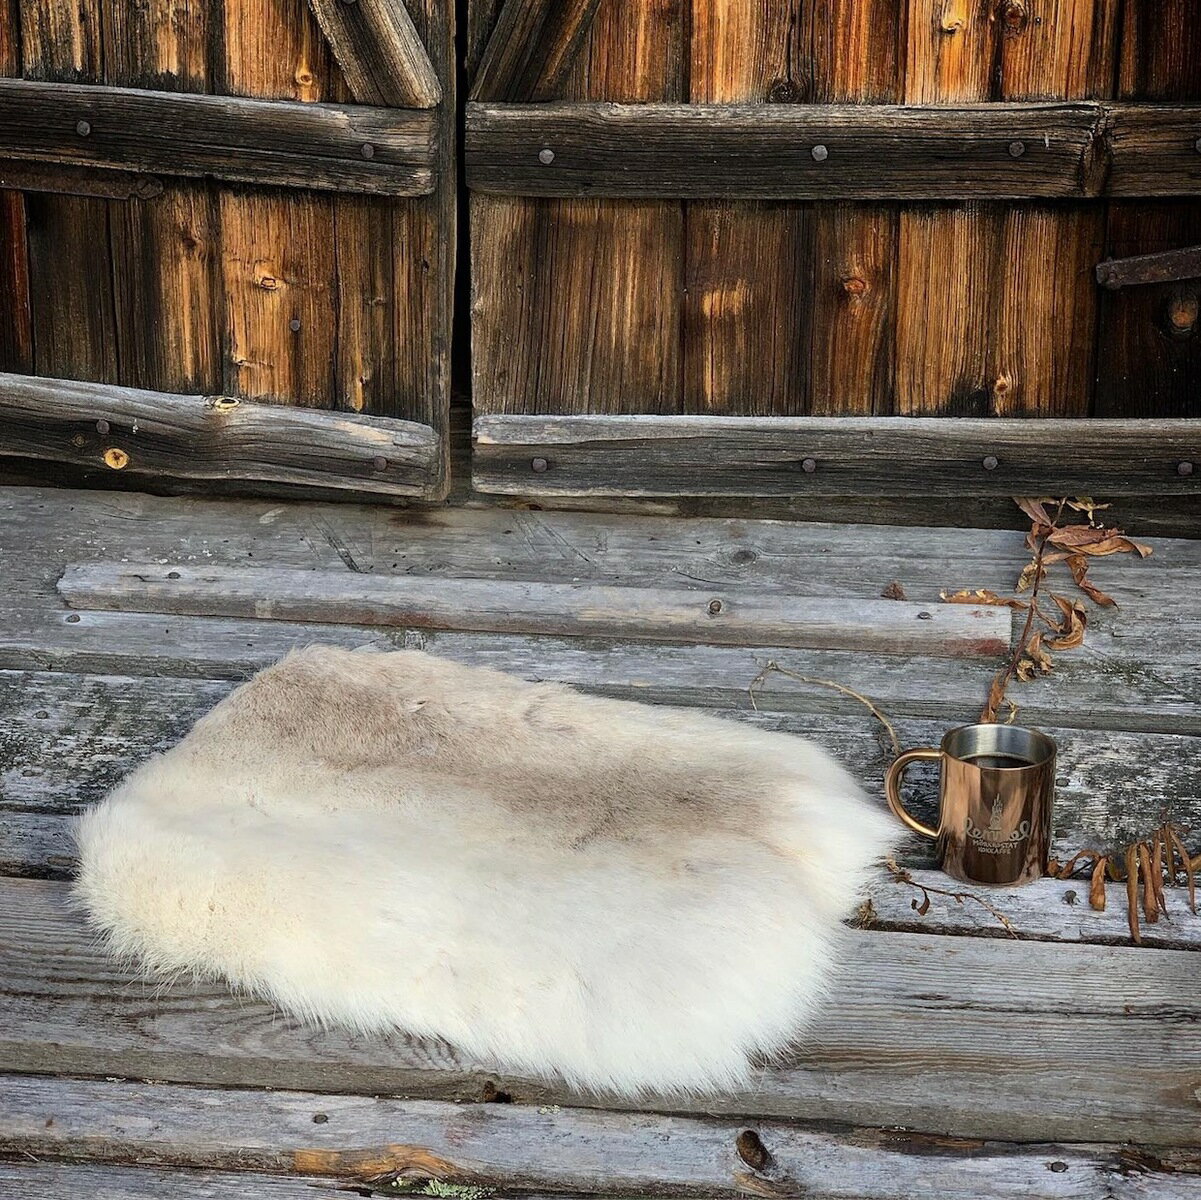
1179,461,1195,477
538,148,555,165
103,448,130,470
531,457,549,473
75,119,91,137
801,457,817,473
1008,140,1026,158
982,455,999,470
360,143,375,159
708,598,723,616
811,144,828,162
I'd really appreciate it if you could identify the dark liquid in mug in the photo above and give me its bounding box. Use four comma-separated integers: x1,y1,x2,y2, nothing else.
962,753,1034,770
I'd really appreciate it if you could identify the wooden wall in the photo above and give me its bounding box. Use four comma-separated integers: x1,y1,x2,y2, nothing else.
0,0,454,432
470,0,1201,421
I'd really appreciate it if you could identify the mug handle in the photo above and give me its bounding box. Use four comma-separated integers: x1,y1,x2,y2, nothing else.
885,748,941,840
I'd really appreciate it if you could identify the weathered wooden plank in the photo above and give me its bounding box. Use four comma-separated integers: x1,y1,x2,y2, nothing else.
99,0,221,398
1108,104,1201,197
0,372,442,495
6,1077,1201,1198
469,0,602,103
55,563,1012,656
2,878,1198,1143
306,0,441,107
471,413,1201,497
0,189,30,375
0,80,437,195
0,1163,352,1200
1098,244,1201,289
864,870,1201,950
466,102,1105,199
2,664,1198,878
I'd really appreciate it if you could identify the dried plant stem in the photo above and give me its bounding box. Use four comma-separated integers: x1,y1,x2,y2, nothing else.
747,660,901,759
884,859,1017,937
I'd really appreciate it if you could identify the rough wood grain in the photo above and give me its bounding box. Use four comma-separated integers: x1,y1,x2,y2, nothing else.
18,0,116,386
1098,4,1201,417
0,161,164,199
0,1163,355,1200
471,413,1201,497
55,562,1012,656
466,102,1106,199
471,0,685,419
469,0,602,103
0,80,437,195
0,372,442,495
306,0,441,107
2,878,1199,1143
100,0,220,398
0,0,29,377
6,1077,1201,1197
3,660,1198,877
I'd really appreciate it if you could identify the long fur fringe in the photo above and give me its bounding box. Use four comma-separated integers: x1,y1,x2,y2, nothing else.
74,646,898,1095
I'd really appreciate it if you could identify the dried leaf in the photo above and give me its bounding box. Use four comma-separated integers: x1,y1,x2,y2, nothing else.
1168,826,1196,914
1066,554,1117,608
940,588,1028,609
1089,857,1107,911
1125,844,1142,944
1045,594,1087,650
881,581,907,601
980,669,1009,724
1064,497,1110,523
912,892,931,916
1047,524,1153,558
1137,843,1158,924
1016,560,1044,593
1013,497,1054,527
1150,832,1168,919
1054,849,1102,879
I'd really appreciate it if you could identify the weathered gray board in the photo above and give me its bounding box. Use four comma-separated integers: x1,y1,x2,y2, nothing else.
472,414,1201,498
0,374,443,496
56,562,1012,657
2,878,1198,1145
4,1076,1201,1199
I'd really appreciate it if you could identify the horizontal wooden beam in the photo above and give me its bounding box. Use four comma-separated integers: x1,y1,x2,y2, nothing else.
4,878,1200,1143
0,373,443,497
56,563,1011,657
0,160,164,200
5,1077,1201,1198
466,101,1201,199
0,78,437,196
472,414,1201,498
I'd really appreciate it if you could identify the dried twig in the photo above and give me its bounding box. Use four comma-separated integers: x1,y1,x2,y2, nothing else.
884,858,1018,937
747,659,901,758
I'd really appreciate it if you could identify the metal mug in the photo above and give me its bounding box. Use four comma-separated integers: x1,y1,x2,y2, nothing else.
885,724,1056,886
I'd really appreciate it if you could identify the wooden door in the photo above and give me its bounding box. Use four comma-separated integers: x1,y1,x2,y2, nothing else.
0,0,455,498
466,0,1200,501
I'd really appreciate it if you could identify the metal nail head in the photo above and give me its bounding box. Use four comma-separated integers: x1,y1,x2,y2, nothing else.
1179,461,1195,477
1008,140,1026,158
95,418,109,434
708,598,723,616
371,456,388,472
538,148,555,165
531,457,549,473
801,457,817,473
983,455,999,470
811,144,828,162
1195,137,1201,154
289,318,302,332
360,143,375,159
75,119,91,137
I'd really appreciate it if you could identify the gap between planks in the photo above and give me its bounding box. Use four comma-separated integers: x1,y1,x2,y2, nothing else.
55,562,1012,657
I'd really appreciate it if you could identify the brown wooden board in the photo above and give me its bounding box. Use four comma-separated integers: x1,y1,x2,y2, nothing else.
0,0,30,376
1096,0,1201,417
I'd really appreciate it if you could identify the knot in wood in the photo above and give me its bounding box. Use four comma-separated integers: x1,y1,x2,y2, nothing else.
1167,293,1198,335
103,447,130,470
1000,0,1028,35
208,396,241,412
736,1130,772,1172
707,598,723,616
841,275,868,297
767,78,799,103
71,434,86,448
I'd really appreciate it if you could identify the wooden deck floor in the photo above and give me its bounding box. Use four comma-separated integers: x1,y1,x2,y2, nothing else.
1,485,1199,1198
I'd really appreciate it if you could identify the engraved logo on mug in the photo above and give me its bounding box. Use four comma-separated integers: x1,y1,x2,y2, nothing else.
964,795,1032,855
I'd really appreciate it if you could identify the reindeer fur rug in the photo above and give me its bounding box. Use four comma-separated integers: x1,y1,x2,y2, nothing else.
75,646,897,1095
